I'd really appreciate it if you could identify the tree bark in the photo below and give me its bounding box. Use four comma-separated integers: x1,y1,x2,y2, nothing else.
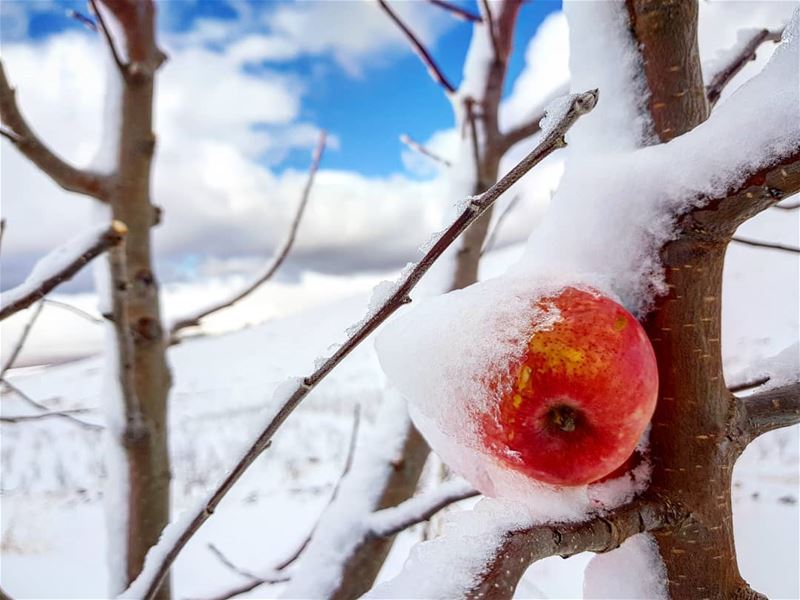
99,1,172,596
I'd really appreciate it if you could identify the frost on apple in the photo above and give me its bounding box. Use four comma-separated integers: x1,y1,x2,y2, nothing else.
376,274,656,503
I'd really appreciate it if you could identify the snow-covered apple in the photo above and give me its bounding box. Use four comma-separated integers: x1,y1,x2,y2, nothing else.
480,287,658,486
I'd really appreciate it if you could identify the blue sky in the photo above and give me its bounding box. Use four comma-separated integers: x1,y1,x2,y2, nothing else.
4,0,560,176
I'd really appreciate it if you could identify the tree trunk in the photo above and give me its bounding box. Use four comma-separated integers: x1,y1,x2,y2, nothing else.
100,2,172,597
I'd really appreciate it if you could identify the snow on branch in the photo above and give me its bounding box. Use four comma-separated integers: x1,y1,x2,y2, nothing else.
367,479,478,537
499,83,570,152
737,382,800,443
0,61,109,199
367,498,677,599
773,200,800,210
169,132,327,338
377,0,457,94
0,221,127,321
706,27,783,108
89,0,128,77
731,236,799,254
121,90,597,600
400,134,452,167
427,0,482,23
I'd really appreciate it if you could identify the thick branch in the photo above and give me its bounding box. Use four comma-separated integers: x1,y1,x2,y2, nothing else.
465,499,677,599
170,132,326,337
427,0,482,23
377,0,456,94
731,236,799,254
0,221,127,321
737,382,800,443
706,28,782,108
124,90,597,600
400,134,452,167
0,61,109,199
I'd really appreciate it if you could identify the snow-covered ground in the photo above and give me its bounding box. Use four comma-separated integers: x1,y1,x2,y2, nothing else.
1,205,798,599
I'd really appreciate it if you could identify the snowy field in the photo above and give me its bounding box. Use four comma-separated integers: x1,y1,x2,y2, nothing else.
1,211,798,599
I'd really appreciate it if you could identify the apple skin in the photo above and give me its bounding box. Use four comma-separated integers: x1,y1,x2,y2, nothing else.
480,287,658,486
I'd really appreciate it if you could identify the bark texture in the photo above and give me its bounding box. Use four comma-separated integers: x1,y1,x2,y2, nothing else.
99,1,172,595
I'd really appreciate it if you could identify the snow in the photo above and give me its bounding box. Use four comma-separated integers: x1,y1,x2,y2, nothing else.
583,533,668,599
0,223,113,315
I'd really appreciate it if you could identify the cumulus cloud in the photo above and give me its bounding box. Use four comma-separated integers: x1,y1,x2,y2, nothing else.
0,4,455,290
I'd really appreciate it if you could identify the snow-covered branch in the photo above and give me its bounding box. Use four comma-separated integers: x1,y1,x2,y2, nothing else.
367,479,478,537
731,236,799,254
706,28,783,108
122,90,597,600
377,0,456,94
89,0,128,77
170,132,327,338
0,221,127,321
737,382,800,443
0,61,109,199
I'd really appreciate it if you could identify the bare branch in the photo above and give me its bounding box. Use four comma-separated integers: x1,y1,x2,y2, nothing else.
481,194,520,256
1,408,93,423
400,134,452,167
728,375,770,394
43,298,104,324
0,301,44,379
706,28,783,108
125,90,598,600
66,9,98,32
207,544,261,581
377,0,456,94
198,573,289,600
480,0,501,59
731,236,799,254
0,221,127,321
427,0,482,23
499,83,570,152
170,132,327,337
0,218,6,256
0,61,109,199
1,381,102,432
89,0,128,76
737,382,800,443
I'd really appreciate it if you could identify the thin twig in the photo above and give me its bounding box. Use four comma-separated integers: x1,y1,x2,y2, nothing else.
0,221,127,321
207,544,261,581
43,298,104,324
427,0,482,23
481,194,521,256
0,301,44,379
88,0,128,76
377,0,456,94
731,236,799,254
706,28,783,108
400,134,452,167
66,9,98,32
0,218,6,256
170,132,327,337
203,405,363,600
0,61,107,199
0,381,102,431
728,375,770,394
499,83,570,152
1,408,94,423
480,0,501,60
125,90,597,600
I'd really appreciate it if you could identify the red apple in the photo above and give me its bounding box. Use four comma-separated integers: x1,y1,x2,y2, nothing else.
480,287,658,486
